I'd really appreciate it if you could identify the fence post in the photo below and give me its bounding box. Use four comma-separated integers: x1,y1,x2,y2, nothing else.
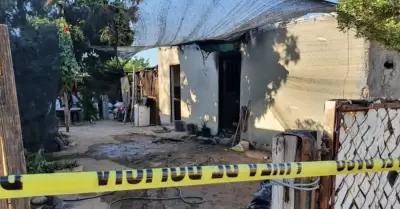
63,92,70,132
318,101,338,209
299,131,317,209
271,132,317,209
272,134,297,209
0,25,30,208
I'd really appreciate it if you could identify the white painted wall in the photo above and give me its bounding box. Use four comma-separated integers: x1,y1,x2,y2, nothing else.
158,47,180,124
158,16,400,149
178,45,219,135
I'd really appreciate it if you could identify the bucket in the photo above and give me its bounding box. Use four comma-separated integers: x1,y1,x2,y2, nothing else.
174,120,185,132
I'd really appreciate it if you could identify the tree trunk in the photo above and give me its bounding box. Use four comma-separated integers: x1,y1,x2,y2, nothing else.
0,24,30,209
63,92,70,132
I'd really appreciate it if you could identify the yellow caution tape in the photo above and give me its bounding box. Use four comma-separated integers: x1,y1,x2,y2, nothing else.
1,158,399,199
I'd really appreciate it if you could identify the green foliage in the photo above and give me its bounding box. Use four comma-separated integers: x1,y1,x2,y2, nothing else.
105,56,150,72
81,91,98,120
337,0,400,51
55,0,143,99
124,56,151,72
4,0,144,102
26,150,79,174
57,0,137,48
98,4,134,46
76,0,107,8
58,21,81,93
31,17,81,94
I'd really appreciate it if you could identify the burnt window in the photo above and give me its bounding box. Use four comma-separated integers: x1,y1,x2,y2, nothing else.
384,61,394,69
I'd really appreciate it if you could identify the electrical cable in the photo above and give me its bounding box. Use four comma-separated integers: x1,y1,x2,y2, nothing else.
61,192,115,202
107,187,205,209
61,187,205,209
262,177,320,191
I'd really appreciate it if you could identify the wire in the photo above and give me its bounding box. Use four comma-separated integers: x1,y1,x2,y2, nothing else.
107,187,205,209
342,30,350,98
61,187,205,208
262,177,320,191
62,192,115,202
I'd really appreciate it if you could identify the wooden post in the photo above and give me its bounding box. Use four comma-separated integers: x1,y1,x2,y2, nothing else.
271,134,298,209
63,92,70,132
0,24,30,209
272,132,317,209
299,133,316,209
319,101,338,209
131,72,136,123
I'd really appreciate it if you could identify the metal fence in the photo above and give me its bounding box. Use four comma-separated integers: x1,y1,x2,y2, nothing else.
320,100,400,209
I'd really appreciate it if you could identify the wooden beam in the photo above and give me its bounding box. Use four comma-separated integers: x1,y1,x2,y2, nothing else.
340,102,400,112
318,100,338,209
0,24,30,209
63,92,70,132
299,134,315,209
271,134,298,209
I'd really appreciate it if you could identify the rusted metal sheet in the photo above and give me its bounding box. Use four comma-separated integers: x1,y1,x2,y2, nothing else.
333,99,400,112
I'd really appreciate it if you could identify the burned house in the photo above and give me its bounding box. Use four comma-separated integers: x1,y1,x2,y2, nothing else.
157,15,400,149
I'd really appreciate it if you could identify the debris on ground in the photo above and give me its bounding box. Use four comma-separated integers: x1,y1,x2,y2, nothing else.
152,137,184,143
231,143,245,152
247,181,272,209
152,126,171,133
239,141,250,151
31,196,48,205
54,121,270,209
180,135,197,140
245,150,272,161
56,132,71,146
31,196,74,209
197,136,220,145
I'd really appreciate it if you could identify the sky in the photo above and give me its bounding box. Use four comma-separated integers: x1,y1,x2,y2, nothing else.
135,48,158,66
134,0,338,65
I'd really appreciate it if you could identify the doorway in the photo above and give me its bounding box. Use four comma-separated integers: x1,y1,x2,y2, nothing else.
218,52,241,133
170,64,181,122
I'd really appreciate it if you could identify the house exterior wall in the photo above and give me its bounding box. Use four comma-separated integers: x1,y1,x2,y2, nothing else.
240,16,368,149
367,43,400,98
158,15,400,150
158,47,180,124
158,45,219,134
178,45,219,135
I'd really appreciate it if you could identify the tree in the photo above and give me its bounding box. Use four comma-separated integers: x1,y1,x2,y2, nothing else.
125,56,151,72
337,0,400,51
105,56,150,72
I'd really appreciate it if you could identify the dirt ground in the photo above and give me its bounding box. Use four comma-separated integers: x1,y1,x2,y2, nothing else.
54,120,271,209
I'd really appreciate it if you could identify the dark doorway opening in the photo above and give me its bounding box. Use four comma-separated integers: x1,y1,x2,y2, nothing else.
218,52,241,133
170,65,181,122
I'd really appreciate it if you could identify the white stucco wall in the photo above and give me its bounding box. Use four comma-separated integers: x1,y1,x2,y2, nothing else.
240,16,368,149
158,16,400,148
158,47,180,124
178,45,219,135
